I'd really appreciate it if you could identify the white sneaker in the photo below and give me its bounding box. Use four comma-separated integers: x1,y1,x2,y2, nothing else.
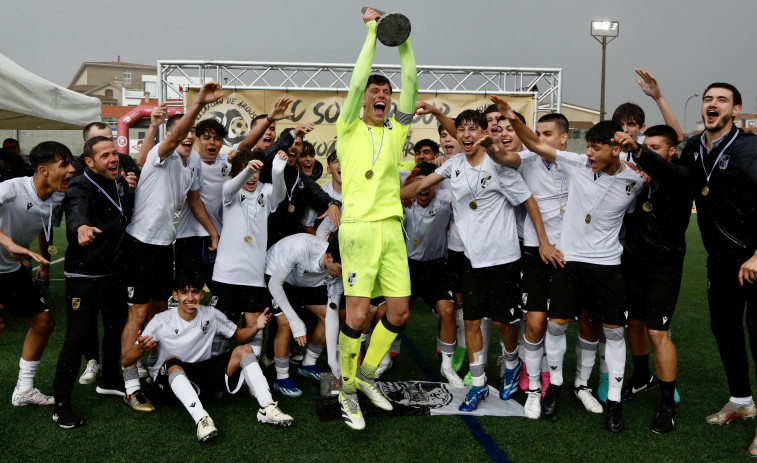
257,401,293,426
524,389,541,419
572,385,603,413
78,359,101,385
338,392,365,430
441,366,465,388
374,354,393,379
196,416,218,442
12,387,54,406
136,360,148,379
355,372,392,411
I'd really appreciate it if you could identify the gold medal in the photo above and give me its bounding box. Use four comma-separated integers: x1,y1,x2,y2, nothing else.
560,205,565,215
469,200,478,210
243,235,252,243
48,245,58,255
642,202,652,212
413,237,420,245
365,170,374,179
702,185,709,196
585,213,592,224
288,204,295,213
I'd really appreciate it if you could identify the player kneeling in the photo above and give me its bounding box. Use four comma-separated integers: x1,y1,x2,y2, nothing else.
123,274,293,442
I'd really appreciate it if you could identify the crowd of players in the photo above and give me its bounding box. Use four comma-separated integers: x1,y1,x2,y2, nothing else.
1,8,756,454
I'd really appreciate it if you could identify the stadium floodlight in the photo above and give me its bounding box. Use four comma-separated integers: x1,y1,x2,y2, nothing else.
590,20,620,120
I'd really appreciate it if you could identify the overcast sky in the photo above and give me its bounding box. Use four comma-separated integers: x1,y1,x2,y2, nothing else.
4,0,756,131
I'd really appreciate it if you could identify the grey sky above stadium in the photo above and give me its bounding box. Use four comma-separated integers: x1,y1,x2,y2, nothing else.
4,0,756,130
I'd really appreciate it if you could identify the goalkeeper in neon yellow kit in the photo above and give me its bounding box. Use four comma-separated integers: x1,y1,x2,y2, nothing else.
336,7,418,430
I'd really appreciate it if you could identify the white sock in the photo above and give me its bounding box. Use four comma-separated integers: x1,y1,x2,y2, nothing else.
523,337,543,391
17,358,39,391
274,356,289,380
481,318,492,363
574,336,598,388
470,354,486,387
169,370,207,424
248,331,264,357
439,340,456,370
730,396,755,406
302,343,323,367
603,327,625,402
123,367,141,395
241,354,273,408
455,304,466,348
504,347,519,370
545,321,567,386
598,331,608,374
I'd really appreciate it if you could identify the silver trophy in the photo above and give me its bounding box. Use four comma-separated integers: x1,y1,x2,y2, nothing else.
362,7,411,47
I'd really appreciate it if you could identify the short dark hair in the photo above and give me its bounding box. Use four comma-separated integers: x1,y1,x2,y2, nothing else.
82,122,110,141
250,114,269,129
538,113,569,134
173,273,205,292
586,121,622,146
512,111,526,125
612,103,645,127
326,231,341,264
415,161,437,177
437,125,449,136
195,118,228,139
413,139,439,155
643,125,678,149
230,149,266,177
166,114,184,132
83,136,114,159
327,151,338,165
29,141,73,169
366,74,392,94
454,110,487,130
301,141,315,158
483,104,501,116
3,138,19,147
704,82,742,106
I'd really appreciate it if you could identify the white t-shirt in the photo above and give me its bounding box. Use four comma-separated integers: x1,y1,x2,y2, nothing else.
0,177,63,273
435,153,531,268
212,155,286,286
127,146,201,246
403,189,453,261
517,150,568,247
265,233,344,338
176,154,230,238
141,306,238,381
556,150,643,265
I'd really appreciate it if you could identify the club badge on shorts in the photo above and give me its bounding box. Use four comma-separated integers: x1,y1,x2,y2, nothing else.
72,298,81,310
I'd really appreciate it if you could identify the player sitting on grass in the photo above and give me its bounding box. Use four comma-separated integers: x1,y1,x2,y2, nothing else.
264,233,344,396
123,274,293,443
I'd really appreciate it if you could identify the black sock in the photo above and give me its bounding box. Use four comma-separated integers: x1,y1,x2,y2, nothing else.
659,379,676,407
632,354,650,384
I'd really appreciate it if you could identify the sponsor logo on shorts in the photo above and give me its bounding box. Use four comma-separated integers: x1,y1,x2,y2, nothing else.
72,298,81,310
348,273,356,287
623,311,628,319
509,308,515,316
662,316,668,325
210,295,218,307
522,293,528,306
127,287,134,299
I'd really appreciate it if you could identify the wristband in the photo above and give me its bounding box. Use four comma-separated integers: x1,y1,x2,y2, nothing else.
266,115,274,123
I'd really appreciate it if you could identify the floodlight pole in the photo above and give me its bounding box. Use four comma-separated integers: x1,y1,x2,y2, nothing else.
684,92,700,134
591,21,619,121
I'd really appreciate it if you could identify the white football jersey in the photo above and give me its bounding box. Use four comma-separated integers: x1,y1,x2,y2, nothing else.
127,146,202,245
517,150,568,247
403,189,452,261
436,153,531,268
141,305,238,381
556,150,643,265
176,153,230,238
0,177,63,273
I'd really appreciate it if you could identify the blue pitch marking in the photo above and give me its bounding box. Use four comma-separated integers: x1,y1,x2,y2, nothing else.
401,336,512,463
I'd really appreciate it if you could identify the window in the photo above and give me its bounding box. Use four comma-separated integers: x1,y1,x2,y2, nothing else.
748,120,756,129
123,70,131,84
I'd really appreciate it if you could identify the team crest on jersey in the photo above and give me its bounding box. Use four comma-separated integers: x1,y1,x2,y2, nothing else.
348,272,356,287
625,181,636,195
258,194,265,206
202,320,210,334
26,202,33,210
480,173,492,188
210,296,218,307
127,287,134,299
221,164,229,176
72,298,81,310
428,206,437,217
297,179,304,190
719,155,730,171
